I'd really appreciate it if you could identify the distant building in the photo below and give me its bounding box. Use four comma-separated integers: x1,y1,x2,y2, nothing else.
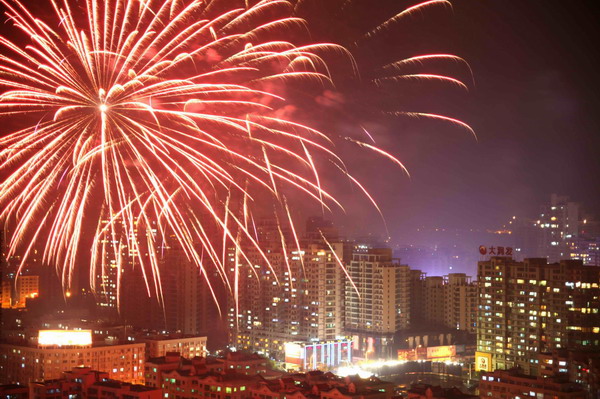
0,275,39,309
566,236,600,266
534,194,580,263
13,275,39,308
305,216,339,242
1,280,11,309
409,269,425,325
92,217,224,343
93,218,127,315
122,246,225,340
423,276,445,326
476,257,600,375
510,195,600,265
408,272,477,334
479,369,586,399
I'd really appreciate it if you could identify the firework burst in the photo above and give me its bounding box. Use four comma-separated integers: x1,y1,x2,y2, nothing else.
0,0,471,310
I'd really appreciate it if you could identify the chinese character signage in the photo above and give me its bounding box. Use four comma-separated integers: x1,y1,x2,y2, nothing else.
426,345,456,360
475,351,492,372
479,245,513,256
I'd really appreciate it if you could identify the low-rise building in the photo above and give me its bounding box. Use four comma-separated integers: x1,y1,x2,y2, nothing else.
0,384,28,399
252,372,394,399
141,334,207,359
407,384,477,399
87,380,162,399
0,330,145,384
162,369,255,399
30,367,109,399
479,369,586,399
145,351,270,388
538,350,600,399
30,367,161,399
153,358,393,399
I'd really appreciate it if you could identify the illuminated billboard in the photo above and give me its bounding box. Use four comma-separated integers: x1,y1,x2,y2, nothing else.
426,345,456,360
38,330,92,347
284,340,352,370
475,351,492,372
284,342,303,365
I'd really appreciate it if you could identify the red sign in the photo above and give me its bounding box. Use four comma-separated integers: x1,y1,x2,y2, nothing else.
479,246,513,256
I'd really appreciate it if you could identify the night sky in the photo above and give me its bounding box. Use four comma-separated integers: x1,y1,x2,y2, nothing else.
309,0,600,239
448,0,600,224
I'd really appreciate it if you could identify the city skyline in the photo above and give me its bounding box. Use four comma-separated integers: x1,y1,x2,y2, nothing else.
1,1,599,397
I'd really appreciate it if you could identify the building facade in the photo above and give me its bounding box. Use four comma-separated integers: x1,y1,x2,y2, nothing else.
142,335,207,359
30,367,161,399
534,194,579,263
479,369,586,399
345,247,410,359
444,274,477,334
229,238,348,360
0,342,145,384
476,257,600,375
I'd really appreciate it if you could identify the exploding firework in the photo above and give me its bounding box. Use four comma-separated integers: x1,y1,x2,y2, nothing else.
0,0,471,310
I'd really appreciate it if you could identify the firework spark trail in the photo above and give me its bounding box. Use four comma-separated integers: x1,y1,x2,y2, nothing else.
363,0,453,40
0,0,472,310
382,54,475,87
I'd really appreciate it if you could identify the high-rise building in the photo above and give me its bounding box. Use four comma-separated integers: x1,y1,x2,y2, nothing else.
0,275,39,309
476,257,600,375
92,217,224,339
408,269,425,326
13,275,39,307
511,195,600,265
2,230,57,310
407,272,476,333
122,246,224,338
229,239,347,359
566,236,600,266
305,216,339,242
345,247,410,358
534,194,580,262
422,276,445,326
93,218,139,316
444,273,477,333
0,279,10,308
